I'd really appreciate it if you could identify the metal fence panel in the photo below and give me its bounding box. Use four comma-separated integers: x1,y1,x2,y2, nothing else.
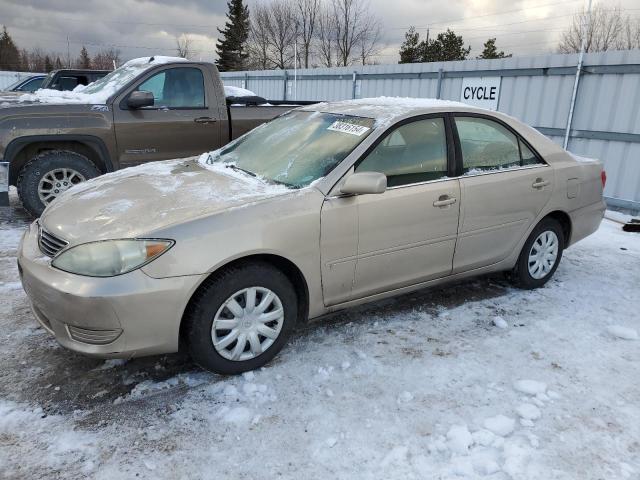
221,50,640,209
0,71,36,90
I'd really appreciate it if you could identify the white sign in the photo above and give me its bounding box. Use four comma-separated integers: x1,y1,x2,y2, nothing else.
327,121,370,136
460,77,502,110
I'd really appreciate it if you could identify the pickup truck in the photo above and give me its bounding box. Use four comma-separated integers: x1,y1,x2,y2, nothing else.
0,56,304,216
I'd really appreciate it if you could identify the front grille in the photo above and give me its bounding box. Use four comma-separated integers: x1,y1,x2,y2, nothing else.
38,225,68,257
67,325,123,345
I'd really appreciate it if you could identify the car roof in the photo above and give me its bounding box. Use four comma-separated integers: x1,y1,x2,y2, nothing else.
304,97,489,126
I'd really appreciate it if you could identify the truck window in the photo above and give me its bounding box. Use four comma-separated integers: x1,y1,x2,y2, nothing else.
136,67,205,109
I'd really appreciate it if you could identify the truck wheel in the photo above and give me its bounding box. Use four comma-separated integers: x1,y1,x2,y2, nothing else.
184,261,298,375
511,217,564,289
17,150,101,217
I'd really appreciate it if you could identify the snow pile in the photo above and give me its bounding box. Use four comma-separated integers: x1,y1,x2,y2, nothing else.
1,216,639,479
606,325,638,340
18,56,188,105
224,85,258,98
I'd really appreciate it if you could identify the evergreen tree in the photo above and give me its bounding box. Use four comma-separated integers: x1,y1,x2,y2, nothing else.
78,46,92,68
424,29,470,62
54,56,63,69
44,55,53,72
398,27,470,63
0,26,21,71
399,27,423,64
215,0,250,71
477,38,511,59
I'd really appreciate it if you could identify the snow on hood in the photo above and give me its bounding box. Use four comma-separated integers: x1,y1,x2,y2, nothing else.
224,85,258,98
16,56,189,105
41,157,294,243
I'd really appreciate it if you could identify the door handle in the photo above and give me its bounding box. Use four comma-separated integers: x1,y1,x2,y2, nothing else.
433,195,457,208
194,117,217,123
532,178,550,189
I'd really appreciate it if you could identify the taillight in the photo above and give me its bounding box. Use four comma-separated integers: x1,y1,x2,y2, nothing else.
601,170,607,188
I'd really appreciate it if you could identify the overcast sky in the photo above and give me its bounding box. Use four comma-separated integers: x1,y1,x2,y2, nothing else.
1,0,638,67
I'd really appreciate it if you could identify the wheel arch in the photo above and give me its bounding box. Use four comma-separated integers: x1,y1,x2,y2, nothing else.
6,135,114,185
544,210,572,246
179,253,311,347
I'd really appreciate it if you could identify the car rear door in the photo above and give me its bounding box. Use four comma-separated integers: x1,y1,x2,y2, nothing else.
451,114,552,273
113,65,222,167
320,115,460,305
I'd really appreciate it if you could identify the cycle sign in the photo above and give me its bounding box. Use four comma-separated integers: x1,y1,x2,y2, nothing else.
460,77,502,110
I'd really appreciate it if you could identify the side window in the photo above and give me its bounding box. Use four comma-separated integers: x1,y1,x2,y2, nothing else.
455,117,545,173
356,117,448,187
136,67,205,108
520,140,544,166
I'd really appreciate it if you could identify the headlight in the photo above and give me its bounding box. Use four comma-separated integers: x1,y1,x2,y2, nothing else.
51,239,173,277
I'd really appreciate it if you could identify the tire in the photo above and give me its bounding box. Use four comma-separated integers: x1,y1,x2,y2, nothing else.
17,150,101,217
184,261,298,375
511,217,565,289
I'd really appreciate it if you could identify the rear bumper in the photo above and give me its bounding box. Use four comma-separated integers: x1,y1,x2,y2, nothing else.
568,199,606,246
18,221,204,358
0,161,8,206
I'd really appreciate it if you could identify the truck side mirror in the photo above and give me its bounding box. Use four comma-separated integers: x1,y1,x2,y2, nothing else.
340,172,387,195
127,91,155,109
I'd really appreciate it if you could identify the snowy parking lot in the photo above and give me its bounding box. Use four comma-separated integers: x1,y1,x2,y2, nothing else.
1,195,639,479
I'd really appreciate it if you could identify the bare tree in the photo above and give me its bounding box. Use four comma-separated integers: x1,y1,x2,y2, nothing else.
176,34,193,59
296,0,319,68
92,48,121,70
248,3,272,69
619,16,640,50
316,7,336,67
265,0,298,69
331,0,381,67
559,4,625,53
357,14,381,65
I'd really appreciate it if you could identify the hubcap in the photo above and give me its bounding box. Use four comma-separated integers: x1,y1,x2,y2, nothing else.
528,230,559,279
37,168,86,205
211,287,284,362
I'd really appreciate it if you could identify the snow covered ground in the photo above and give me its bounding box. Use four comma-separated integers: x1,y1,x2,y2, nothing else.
1,194,639,479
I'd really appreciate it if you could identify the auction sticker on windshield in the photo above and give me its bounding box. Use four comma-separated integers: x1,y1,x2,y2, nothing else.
327,121,370,136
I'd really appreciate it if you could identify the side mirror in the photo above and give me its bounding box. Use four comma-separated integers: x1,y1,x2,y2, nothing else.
340,172,387,195
127,90,154,109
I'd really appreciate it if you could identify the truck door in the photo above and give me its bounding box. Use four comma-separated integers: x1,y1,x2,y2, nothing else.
113,66,221,167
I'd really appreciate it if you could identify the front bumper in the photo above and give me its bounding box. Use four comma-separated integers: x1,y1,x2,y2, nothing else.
0,161,8,206
18,221,204,358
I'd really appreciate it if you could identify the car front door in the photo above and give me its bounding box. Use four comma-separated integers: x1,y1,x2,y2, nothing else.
452,115,553,273
113,66,221,167
320,115,461,305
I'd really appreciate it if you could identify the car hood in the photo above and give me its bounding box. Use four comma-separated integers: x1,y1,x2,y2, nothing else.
40,158,294,244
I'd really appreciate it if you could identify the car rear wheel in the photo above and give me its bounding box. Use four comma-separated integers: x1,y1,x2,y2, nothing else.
512,217,564,289
17,150,101,217
184,261,298,375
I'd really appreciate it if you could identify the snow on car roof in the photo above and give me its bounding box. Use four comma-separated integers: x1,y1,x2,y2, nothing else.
15,56,190,105
307,96,483,127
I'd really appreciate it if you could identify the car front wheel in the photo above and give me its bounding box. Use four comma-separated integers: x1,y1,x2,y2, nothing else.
512,217,564,289
184,261,298,375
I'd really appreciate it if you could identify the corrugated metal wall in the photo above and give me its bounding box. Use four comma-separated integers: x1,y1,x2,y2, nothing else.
222,50,640,210
0,71,37,90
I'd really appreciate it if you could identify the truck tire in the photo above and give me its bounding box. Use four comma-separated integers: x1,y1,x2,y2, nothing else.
184,261,298,375
17,150,101,217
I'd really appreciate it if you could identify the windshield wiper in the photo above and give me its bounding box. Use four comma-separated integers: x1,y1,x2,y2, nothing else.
225,164,256,177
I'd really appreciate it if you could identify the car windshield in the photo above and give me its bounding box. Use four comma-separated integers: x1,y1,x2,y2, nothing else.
79,64,150,95
205,111,375,188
